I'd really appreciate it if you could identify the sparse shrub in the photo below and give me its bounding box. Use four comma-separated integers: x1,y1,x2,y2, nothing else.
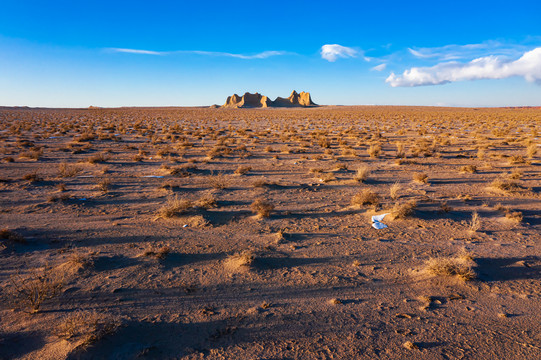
489,177,521,193
58,162,82,177
460,165,477,173
48,193,72,203
439,201,452,213
252,178,270,188
508,155,525,164
318,173,336,183
234,165,252,175
19,149,42,160
96,178,110,192
526,143,537,158
65,253,94,272
333,163,347,171
208,173,229,190
413,172,428,184
0,228,26,244
23,172,42,182
505,211,523,223
477,148,485,159
424,252,476,281
251,199,274,218
389,182,401,200
351,189,380,208
368,144,382,158
354,166,370,183
196,193,217,209
396,142,406,158
9,265,65,313
469,211,481,232
142,245,171,259
509,169,522,179
56,311,120,347
132,154,143,162
225,250,255,269
157,196,193,218
403,341,419,350
86,152,109,164
392,200,417,219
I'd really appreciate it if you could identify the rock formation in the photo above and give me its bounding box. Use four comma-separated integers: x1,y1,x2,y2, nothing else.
222,90,316,108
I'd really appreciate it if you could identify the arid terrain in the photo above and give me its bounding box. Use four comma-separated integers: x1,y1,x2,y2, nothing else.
0,105,540,359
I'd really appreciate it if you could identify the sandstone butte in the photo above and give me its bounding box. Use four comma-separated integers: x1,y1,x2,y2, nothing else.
221,90,317,108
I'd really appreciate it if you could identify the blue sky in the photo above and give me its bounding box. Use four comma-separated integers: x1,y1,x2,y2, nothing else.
1,0,541,107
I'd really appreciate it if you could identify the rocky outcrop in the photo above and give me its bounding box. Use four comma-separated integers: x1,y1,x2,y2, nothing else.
222,91,317,108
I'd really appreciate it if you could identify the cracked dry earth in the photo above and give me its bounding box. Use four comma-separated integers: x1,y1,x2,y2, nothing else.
0,106,540,359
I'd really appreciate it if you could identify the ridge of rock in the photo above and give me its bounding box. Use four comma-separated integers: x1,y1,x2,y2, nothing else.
222,91,317,108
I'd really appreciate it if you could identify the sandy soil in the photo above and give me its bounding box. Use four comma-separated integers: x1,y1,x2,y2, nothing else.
0,106,540,359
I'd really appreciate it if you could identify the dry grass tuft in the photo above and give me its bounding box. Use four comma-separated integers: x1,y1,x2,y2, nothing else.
86,152,109,164
208,173,229,190
368,144,382,158
392,200,417,219
403,341,419,350
526,143,537,158
318,173,336,183
251,199,275,218
489,177,521,193
96,178,111,192
142,245,171,259
23,172,42,182
389,182,401,200
412,172,428,184
65,253,94,273
225,250,255,270
234,165,252,175
252,177,270,188
505,211,523,223
460,165,477,173
195,193,218,209
157,196,193,218
1,228,26,244
354,166,370,183
424,251,476,281
58,162,82,178
351,189,380,208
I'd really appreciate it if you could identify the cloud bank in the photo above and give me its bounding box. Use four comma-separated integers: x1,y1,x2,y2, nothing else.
108,48,288,59
386,47,541,87
320,44,358,62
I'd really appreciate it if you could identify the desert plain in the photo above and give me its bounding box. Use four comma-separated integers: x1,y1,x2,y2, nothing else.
0,105,540,359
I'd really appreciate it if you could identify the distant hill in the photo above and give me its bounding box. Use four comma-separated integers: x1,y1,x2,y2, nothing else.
222,90,317,108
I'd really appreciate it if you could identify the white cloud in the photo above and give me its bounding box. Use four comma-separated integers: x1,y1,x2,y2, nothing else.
108,48,288,59
320,44,357,62
386,47,541,87
110,48,163,55
407,41,527,61
188,50,287,59
371,63,387,71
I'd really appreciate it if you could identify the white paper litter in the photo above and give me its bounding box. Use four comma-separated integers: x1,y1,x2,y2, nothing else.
142,175,164,178
371,213,389,229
